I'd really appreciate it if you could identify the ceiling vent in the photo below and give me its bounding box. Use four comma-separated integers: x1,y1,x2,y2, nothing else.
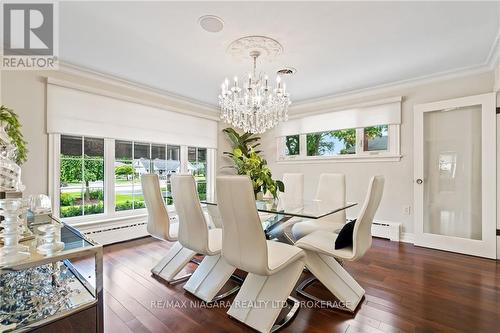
277,67,297,76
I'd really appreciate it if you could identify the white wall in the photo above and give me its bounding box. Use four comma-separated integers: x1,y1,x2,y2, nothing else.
2,71,48,196
235,72,494,234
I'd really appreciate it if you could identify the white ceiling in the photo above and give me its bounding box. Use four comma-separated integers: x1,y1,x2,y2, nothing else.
60,1,500,106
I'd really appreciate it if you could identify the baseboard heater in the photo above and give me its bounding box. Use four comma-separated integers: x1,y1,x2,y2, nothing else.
80,216,177,246
83,222,148,245
371,221,401,242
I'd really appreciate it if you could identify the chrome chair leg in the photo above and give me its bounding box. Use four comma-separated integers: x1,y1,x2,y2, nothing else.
190,257,202,265
166,273,193,285
205,275,244,303
270,296,301,332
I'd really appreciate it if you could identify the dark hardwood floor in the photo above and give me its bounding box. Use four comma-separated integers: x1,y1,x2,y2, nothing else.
75,237,500,333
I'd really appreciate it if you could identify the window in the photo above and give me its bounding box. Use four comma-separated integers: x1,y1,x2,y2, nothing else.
115,140,136,212
166,145,181,205
188,147,207,200
284,135,300,156
306,129,356,156
55,134,213,221
60,135,105,218
151,144,180,205
114,141,181,211
363,125,388,152
278,124,399,161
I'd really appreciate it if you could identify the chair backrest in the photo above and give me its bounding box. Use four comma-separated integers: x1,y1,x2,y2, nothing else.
171,175,210,254
216,175,269,275
282,173,304,207
315,173,346,224
352,176,385,260
141,174,172,241
206,205,223,228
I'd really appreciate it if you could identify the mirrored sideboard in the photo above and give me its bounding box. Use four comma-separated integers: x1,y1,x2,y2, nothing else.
0,214,103,333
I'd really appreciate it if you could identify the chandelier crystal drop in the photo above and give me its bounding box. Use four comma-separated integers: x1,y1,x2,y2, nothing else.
219,51,291,134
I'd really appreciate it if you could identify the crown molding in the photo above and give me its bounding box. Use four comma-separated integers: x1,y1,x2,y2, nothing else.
485,29,500,69
57,61,220,120
290,29,500,116
290,64,493,116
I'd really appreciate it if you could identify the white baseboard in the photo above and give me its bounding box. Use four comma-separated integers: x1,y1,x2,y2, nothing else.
497,235,500,260
400,232,415,244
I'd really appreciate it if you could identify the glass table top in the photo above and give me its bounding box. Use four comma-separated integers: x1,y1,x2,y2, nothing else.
201,197,357,220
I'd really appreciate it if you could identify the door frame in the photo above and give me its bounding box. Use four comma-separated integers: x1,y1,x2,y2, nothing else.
414,93,496,259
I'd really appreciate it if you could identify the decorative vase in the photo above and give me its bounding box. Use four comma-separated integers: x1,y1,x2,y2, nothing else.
0,199,30,265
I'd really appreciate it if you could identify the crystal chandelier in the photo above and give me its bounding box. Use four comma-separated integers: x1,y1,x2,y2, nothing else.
219,50,291,134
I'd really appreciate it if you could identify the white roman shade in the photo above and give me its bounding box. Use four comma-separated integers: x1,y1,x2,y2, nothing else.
47,82,218,148
277,97,402,137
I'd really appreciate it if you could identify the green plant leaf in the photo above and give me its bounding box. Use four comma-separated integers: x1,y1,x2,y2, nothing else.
276,180,285,192
0,105,28,165
243,137,261,144
222,127,282,199
233,148,243,157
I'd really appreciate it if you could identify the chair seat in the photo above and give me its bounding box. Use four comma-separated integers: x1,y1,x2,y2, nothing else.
266,240,305,274
169,222,179,239
291,219,345,240
295,230,354,260
207,228,223,255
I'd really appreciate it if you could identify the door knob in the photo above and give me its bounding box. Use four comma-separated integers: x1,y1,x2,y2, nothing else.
416,179,423,184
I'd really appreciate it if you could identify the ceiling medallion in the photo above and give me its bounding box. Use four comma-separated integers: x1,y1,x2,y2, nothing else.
227,35,283,61
219,36,291,134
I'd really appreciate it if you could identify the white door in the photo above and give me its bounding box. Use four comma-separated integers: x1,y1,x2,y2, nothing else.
414,93,496,259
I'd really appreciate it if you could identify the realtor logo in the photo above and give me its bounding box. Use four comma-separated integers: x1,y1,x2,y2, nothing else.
2,1,58,70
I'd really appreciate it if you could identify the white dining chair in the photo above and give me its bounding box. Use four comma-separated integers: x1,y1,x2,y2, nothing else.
281,173,304,207
295,176,385,312
216,175,305,333
291,173,346,240
142,174,196,284
171,175,240,302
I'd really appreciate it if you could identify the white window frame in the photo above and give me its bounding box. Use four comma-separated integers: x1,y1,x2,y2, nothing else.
277,124,401,163
52,134,107,221
50,133,216,225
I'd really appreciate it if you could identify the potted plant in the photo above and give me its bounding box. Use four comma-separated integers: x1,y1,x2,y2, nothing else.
0,105,27,165
223,128,284,199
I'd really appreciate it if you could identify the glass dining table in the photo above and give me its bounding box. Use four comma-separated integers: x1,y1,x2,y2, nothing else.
201,197,357,239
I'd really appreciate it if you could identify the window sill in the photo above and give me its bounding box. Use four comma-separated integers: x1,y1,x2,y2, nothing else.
277,154,402,164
